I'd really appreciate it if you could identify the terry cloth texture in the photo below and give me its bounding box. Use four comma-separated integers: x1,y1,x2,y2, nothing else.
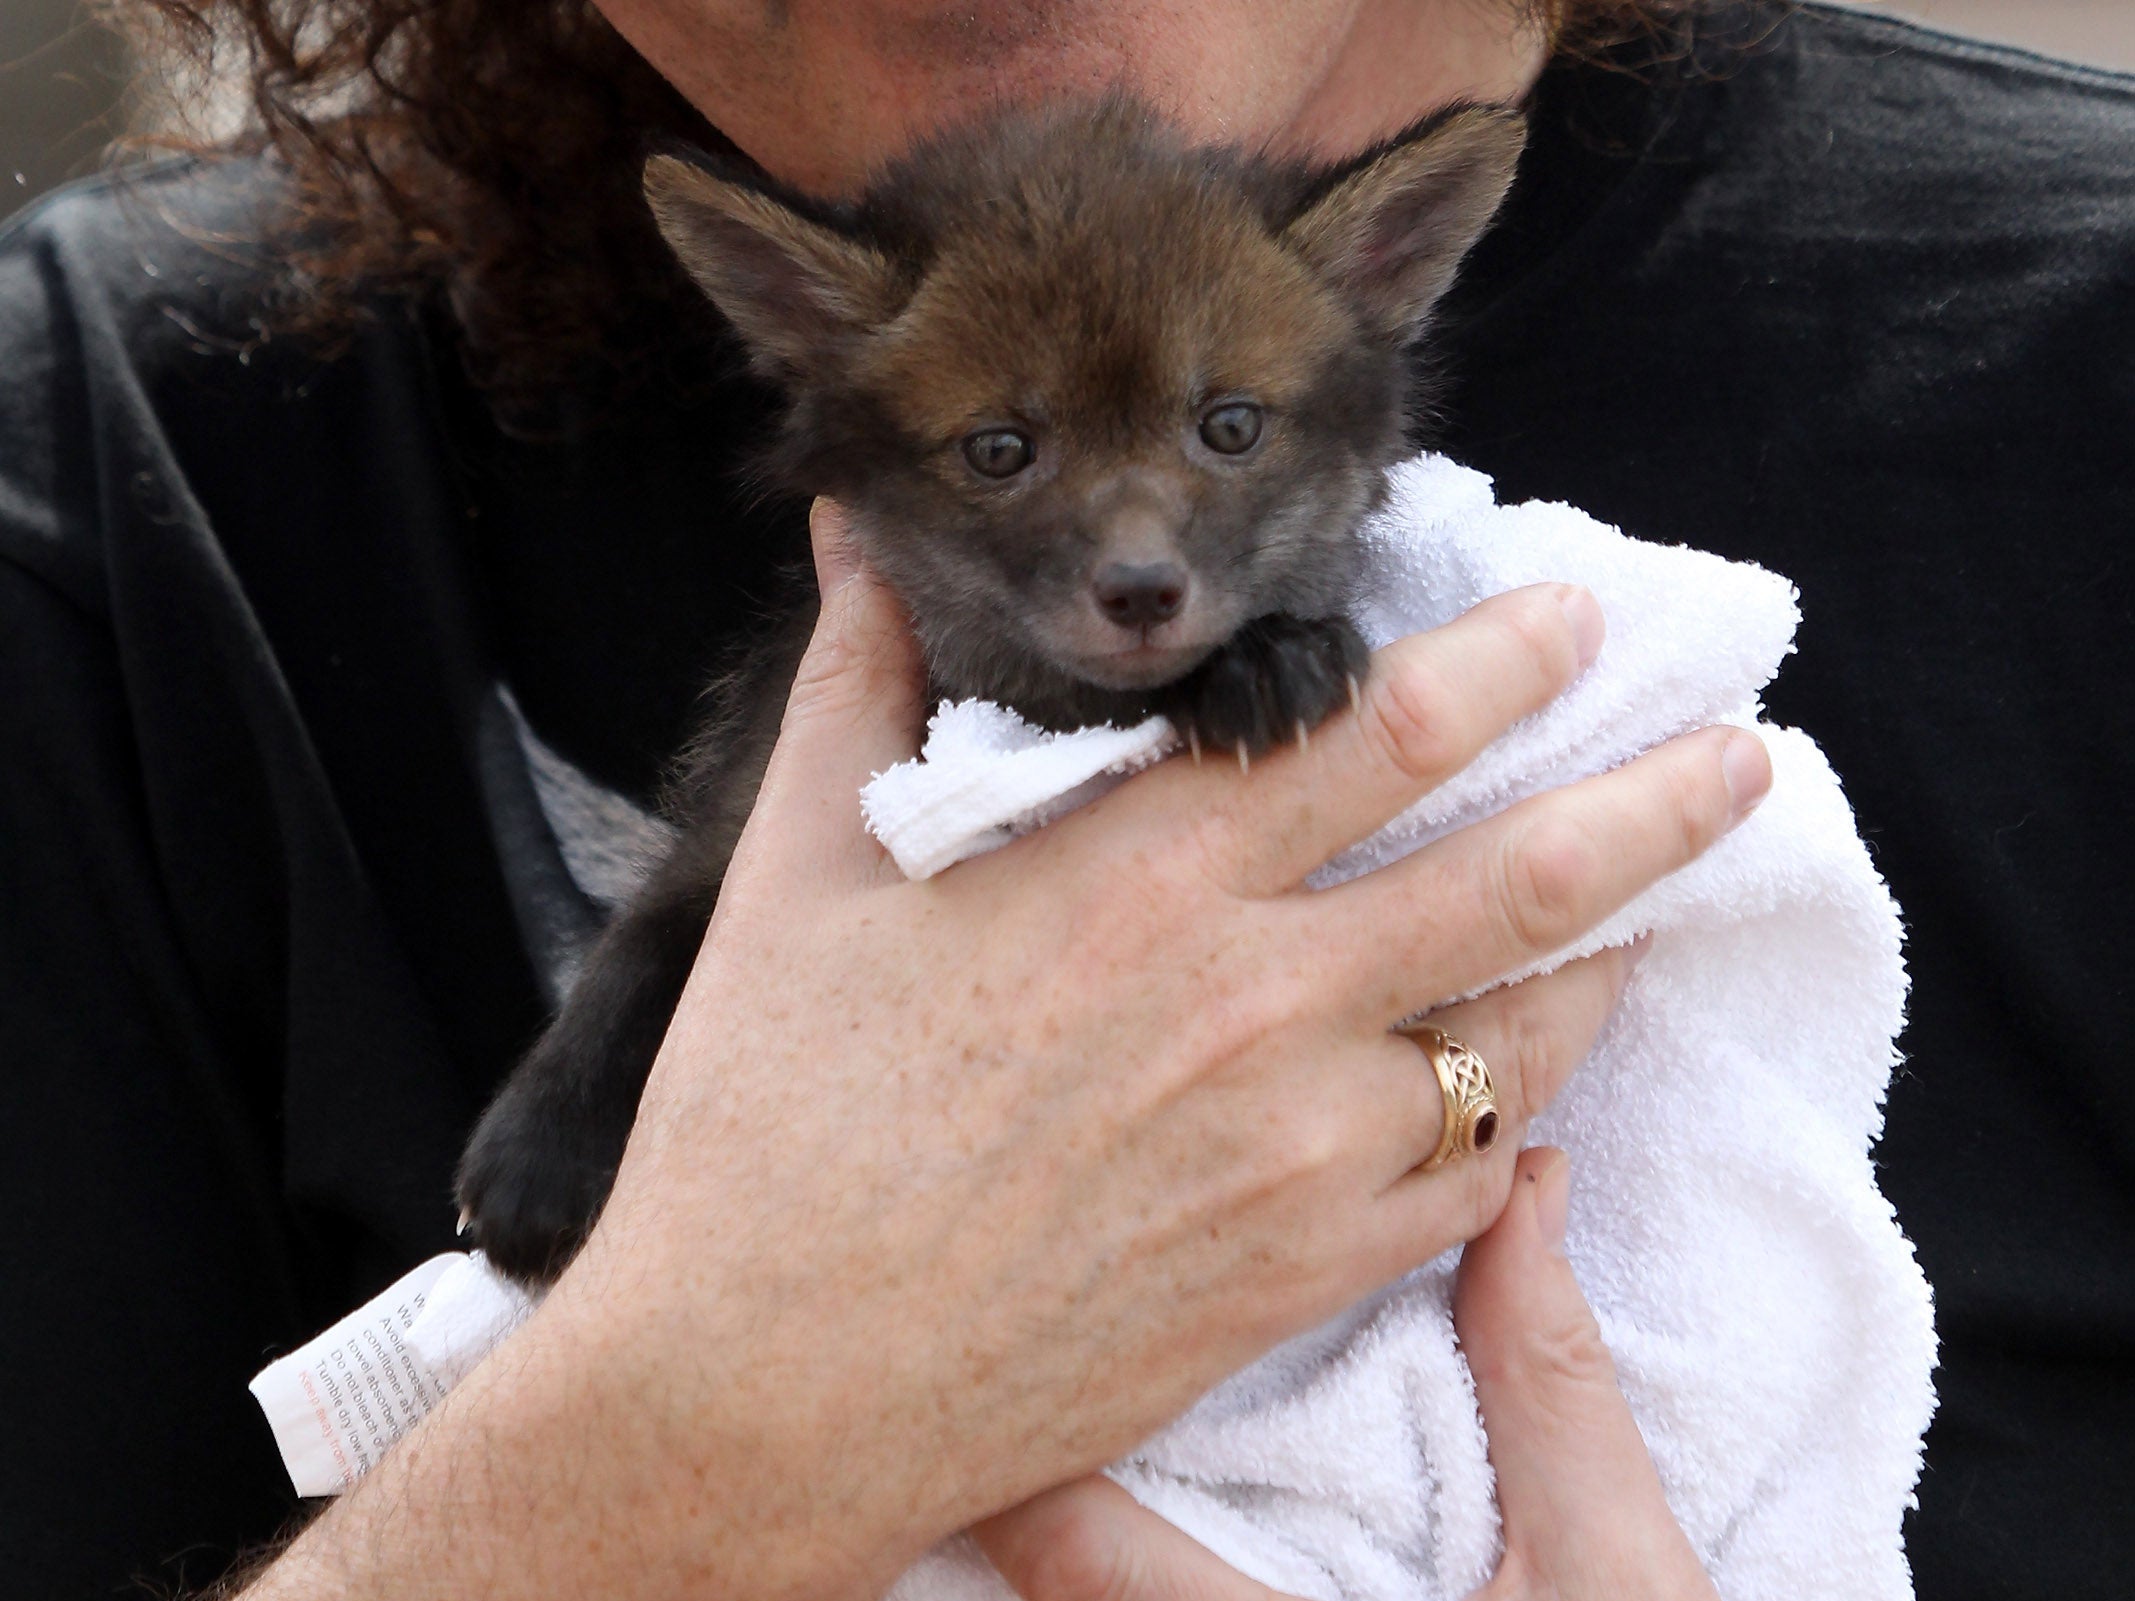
8,8,2129,1594
868,456,1938,1601
304,454,1935,1598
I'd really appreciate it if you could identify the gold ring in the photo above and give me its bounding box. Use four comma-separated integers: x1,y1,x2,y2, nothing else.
1394,1024,1500,1171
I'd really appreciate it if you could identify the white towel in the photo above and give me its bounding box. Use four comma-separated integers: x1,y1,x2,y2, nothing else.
867,455,1937,1601
277,454,1933,1600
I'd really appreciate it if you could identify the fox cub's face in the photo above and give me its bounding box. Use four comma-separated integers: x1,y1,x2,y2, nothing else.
646,99,1523,725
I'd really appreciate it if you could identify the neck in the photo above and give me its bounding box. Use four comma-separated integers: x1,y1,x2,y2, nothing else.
1263,0,1553,163
599,0,1553,196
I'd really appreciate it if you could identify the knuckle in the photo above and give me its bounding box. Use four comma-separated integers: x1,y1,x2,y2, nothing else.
1360,658,1465,785
1498,818,1598,953
1173,805,1263,901
1665,747,1734,861
1488,994,1566,1121
1495,589,1581,684
783,597,908,722
1246,1100,1350,1192
1098,922,1300,1101
1502,1306,1619,1397
1009,1503,1138,1601
1284,1106,1351,1183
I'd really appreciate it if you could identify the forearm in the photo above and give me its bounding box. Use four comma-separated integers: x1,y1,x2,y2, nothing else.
239,1290,910,1601
231,544,1754,1601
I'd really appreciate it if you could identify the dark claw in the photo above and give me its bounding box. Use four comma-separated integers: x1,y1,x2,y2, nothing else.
455,880,717,1285
455,1077,624,1285
1160,614,1368,756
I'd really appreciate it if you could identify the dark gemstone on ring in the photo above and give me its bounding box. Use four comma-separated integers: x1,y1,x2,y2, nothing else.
1471,1110,1500,1152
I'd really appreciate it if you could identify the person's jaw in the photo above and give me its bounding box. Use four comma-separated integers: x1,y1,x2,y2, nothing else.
588,0,1550,195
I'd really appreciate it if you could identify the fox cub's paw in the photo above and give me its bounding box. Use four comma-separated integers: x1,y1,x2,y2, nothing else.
1163,614,1369,758
454,1082,624,1287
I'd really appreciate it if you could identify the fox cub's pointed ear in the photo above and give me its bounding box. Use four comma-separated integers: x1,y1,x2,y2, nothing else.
644,153,903,379
1282,107,1526,337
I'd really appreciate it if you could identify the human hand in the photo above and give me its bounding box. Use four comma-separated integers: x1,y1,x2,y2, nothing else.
245,502,1763,1601
975,1147,1718,1601
533,500,1762,1593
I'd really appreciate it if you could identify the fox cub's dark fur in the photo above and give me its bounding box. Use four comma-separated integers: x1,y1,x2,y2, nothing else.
457,97,1526,1283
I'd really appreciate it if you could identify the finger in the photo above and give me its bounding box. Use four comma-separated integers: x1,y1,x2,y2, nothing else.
975,1476,1305,1601
1126,585,1602,897
1408,937,1646,1166
744,499,929,882
1352,944,1642,1266
1325,725,1768,1019
1456,1150,1716,1601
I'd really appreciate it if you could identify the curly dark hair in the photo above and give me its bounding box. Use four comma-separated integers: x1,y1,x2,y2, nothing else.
103,0,1694,416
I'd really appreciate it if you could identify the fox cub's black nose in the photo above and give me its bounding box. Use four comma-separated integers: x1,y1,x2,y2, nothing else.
1094,562,1188,628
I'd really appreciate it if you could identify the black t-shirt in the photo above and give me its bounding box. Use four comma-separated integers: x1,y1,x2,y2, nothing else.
2,4,2129,1595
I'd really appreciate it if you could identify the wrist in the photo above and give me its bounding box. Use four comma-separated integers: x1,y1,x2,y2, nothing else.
528,1278,924,1601
242,1283,914,1601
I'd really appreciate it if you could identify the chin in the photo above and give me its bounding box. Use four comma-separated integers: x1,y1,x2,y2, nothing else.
1055,641,1216,693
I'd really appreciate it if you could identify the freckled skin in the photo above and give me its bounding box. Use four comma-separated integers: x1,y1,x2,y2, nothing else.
456,96,1524,1284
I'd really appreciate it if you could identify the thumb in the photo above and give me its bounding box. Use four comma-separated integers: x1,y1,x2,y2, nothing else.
975,1476,1303,1601
1454,1149,1715,1600
743,499,928,882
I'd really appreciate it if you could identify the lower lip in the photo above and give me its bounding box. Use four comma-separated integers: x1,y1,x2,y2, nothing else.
1104,639,1202,666
1073,643,1208,686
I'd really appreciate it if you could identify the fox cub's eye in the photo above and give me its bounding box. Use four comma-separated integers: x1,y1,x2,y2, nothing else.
963,429,1035,478
1199,402,1263,455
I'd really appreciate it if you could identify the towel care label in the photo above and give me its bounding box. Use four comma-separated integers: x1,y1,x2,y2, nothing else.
247,1253,460,1496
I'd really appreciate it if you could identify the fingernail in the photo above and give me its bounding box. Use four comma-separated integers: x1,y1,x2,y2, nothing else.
1532,1150,1571,1256
810,499,858,594
1558,586,1605,670
1721,730,1772,819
